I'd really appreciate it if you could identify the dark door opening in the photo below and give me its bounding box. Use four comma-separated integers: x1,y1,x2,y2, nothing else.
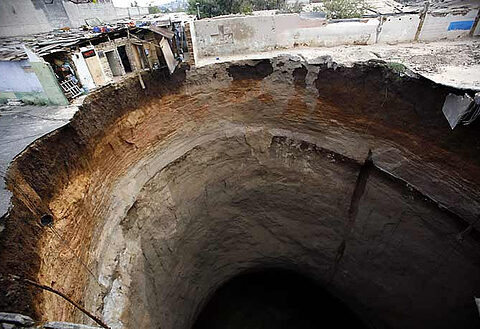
193,269,369,329
117,45,132,73
105,51,122,76
133,44,149,70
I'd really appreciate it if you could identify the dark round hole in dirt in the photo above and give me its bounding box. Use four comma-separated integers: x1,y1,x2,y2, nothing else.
193,269,369,329
40,214,53,227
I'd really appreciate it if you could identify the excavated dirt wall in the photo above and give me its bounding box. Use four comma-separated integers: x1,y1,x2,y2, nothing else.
1,58,480,329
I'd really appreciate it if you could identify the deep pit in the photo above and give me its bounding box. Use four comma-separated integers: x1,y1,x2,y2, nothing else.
1,58,480,329
193,269,368,329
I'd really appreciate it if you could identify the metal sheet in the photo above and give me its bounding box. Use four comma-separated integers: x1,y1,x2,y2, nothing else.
442,93,473,129
160,37,177,74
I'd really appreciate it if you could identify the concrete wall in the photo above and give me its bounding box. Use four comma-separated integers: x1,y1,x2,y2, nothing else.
377,14,420,43
29,61,69,105
116,7,130,19
192,8,480,60
114,6,150,19
0,0,51,37
0,60,67,105
194,15,380,58
32,0,70,29
63,1,118,28
128,6,149,17
0,60,49,104
419,10,478,41
276,15,378,47
0,0,151,37
194,15,275,57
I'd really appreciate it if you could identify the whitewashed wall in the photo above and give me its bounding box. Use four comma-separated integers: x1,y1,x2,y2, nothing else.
275,15,379,47
0,0,151,37
192,8,480,60
0,0,52,37
419,10,477,41
193,15,275,57
115,7,130,19
63,1,118,27
377,14,420,43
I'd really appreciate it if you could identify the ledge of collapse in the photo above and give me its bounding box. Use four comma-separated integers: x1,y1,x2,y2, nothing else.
0,57,479,327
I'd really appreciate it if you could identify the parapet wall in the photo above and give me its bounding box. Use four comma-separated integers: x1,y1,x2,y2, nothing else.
192,8,480,59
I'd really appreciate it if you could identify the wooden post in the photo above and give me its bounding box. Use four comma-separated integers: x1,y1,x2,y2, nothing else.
414,1,430,41
469,8,480,37
137,71,145,89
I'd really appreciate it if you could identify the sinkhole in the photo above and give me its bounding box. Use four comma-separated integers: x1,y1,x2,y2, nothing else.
1,58,480,329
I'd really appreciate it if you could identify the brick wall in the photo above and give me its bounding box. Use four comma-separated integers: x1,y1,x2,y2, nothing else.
124,41,138,72
185,23,195,67
94,38,131,78
91,35,165,76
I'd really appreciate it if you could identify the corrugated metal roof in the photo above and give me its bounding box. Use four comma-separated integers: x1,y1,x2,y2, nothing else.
0,26,154,61
0,30,92,61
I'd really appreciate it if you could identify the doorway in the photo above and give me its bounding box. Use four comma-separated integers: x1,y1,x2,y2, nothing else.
105,50,122,77
117,45,132,73
82,48,106,86
132,44,149,70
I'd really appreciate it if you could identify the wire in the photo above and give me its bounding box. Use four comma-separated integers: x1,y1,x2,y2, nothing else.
1,273,110,329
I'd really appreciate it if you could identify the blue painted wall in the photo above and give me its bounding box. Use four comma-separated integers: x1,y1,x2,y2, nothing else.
0,60,44,92
447,20,474,31
0,60,54,104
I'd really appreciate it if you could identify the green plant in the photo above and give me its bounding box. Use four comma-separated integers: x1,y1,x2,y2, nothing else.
323,0,367,19
386,62,407,74
240,2,253,14
187,0,286,18
148,5,161,14
278,1,304,13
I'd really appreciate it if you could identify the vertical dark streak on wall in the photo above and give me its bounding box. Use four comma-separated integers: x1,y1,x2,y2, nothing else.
330,150,374,282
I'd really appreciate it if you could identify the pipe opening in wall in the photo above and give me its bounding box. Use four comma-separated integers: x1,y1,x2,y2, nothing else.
39,214,53,227
192,269,369,329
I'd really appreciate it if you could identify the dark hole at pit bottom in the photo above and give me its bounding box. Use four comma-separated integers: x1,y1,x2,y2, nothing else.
193,269,369,329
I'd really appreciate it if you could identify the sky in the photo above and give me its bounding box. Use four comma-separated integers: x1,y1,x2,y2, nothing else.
112,0,172,7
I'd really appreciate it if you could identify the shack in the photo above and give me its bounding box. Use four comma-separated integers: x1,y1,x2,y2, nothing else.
0,19,188,105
